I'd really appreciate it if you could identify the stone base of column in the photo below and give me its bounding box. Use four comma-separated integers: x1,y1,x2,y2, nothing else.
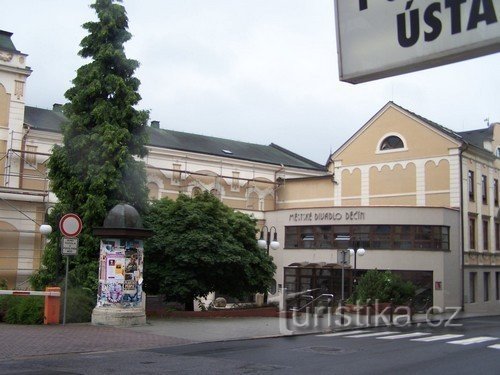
91,306,146,326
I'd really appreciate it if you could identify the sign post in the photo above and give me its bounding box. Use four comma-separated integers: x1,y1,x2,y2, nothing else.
59,213,82,325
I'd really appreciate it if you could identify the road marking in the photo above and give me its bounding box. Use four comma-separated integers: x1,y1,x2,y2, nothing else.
447,337,498,345
317,330,369,337
378,332,431,340
411,334,464,342
487,344,500,350
346,331,399,338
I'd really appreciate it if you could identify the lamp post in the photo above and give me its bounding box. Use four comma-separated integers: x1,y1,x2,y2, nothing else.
348,240,365,302
257,225,279,303
335,234,351,302
258,225,280,254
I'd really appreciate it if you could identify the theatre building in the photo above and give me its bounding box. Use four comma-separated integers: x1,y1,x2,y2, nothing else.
268,102,500,314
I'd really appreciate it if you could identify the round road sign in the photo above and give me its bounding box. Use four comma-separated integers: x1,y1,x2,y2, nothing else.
59,213,83,237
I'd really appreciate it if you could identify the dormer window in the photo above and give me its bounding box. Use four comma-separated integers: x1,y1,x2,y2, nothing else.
380,135,404,150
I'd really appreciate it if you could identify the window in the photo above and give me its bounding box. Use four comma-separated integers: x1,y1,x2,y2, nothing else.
172,163,181,184
191,187,202,197
494,179,499,206
481,175,488,204
317,226,334,249
380,135,404,150
484,272,490,302
231,172,240,191
469,217,476,250
299,227,315,249
483,219,489,250
495,222,500,251
469,272,477,303
468,171,475,201
210,188,220,199
284,225,449,250
496,272,500,300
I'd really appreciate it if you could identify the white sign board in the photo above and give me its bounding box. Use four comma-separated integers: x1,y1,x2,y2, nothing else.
337,249,351,266
335,0,500,83
61,237,79,256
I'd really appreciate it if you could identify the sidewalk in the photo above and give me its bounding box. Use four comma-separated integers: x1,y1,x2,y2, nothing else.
0,311,497,361
0,316,283,361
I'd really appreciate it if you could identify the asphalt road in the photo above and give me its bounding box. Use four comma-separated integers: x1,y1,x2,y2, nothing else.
1,316,499,375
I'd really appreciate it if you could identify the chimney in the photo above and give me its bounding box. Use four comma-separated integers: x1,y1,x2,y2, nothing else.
52,103,63,113
151,120,160,129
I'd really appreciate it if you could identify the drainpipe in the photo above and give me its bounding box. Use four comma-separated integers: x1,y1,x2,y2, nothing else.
459,144,468,311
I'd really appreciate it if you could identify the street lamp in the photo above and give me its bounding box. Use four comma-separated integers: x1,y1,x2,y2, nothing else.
257,226,279,304
348,240,365,301
257,226,280,254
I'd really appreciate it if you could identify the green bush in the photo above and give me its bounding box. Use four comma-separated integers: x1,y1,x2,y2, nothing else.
0,278,8,290
0,287,95,324
62,287,95,323
353,269,416,305
0,295,44,324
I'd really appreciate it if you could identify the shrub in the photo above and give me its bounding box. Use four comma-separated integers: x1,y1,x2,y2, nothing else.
62,287,95,323
0,278,8,290
0,295,44,324
353,269,416,305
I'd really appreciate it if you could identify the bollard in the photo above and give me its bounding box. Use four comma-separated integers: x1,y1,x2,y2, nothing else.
44,286,61,324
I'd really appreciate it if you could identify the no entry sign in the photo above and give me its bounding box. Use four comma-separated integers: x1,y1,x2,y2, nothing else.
59,213,83,237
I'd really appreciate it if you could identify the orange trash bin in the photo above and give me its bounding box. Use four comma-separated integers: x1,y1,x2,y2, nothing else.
44,286,61,324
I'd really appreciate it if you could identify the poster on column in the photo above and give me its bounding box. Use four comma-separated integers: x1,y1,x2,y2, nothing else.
97,238,144,307
122,239,144,306
106,253,125,282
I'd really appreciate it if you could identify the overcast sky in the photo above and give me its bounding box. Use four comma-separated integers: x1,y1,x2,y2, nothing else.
2,1,499,164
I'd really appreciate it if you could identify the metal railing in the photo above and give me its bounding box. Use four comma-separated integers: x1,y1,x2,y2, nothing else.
291,293,335,313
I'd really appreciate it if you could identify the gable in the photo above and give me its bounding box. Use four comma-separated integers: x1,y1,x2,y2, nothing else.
331,103,462,167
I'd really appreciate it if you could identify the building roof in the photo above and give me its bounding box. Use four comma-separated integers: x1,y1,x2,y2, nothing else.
0,30,19,53
24,105,326,171
389,101,495,159
457,127,493,149
24,106,67,132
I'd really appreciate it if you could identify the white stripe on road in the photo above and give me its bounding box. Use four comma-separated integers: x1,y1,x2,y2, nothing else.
411,334,464,342
346,331,399,338
447,337,498,345
378,332,431,340
487,344,500,350
317,330,369,337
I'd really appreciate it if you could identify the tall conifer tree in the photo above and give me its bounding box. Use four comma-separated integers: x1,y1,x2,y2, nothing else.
32,0,149,290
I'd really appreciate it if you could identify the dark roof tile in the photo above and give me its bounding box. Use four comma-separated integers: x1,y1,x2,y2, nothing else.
24,105,325,171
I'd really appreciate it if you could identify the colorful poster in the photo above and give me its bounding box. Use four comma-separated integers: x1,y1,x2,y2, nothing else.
106,254,125,282
97,238,144,307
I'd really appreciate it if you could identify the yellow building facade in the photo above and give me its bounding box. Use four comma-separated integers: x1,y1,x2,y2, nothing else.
271,102,499,314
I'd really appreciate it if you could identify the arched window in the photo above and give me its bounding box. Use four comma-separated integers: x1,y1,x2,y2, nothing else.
192,187,202,197
147,182,159,200
380,135,404,150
